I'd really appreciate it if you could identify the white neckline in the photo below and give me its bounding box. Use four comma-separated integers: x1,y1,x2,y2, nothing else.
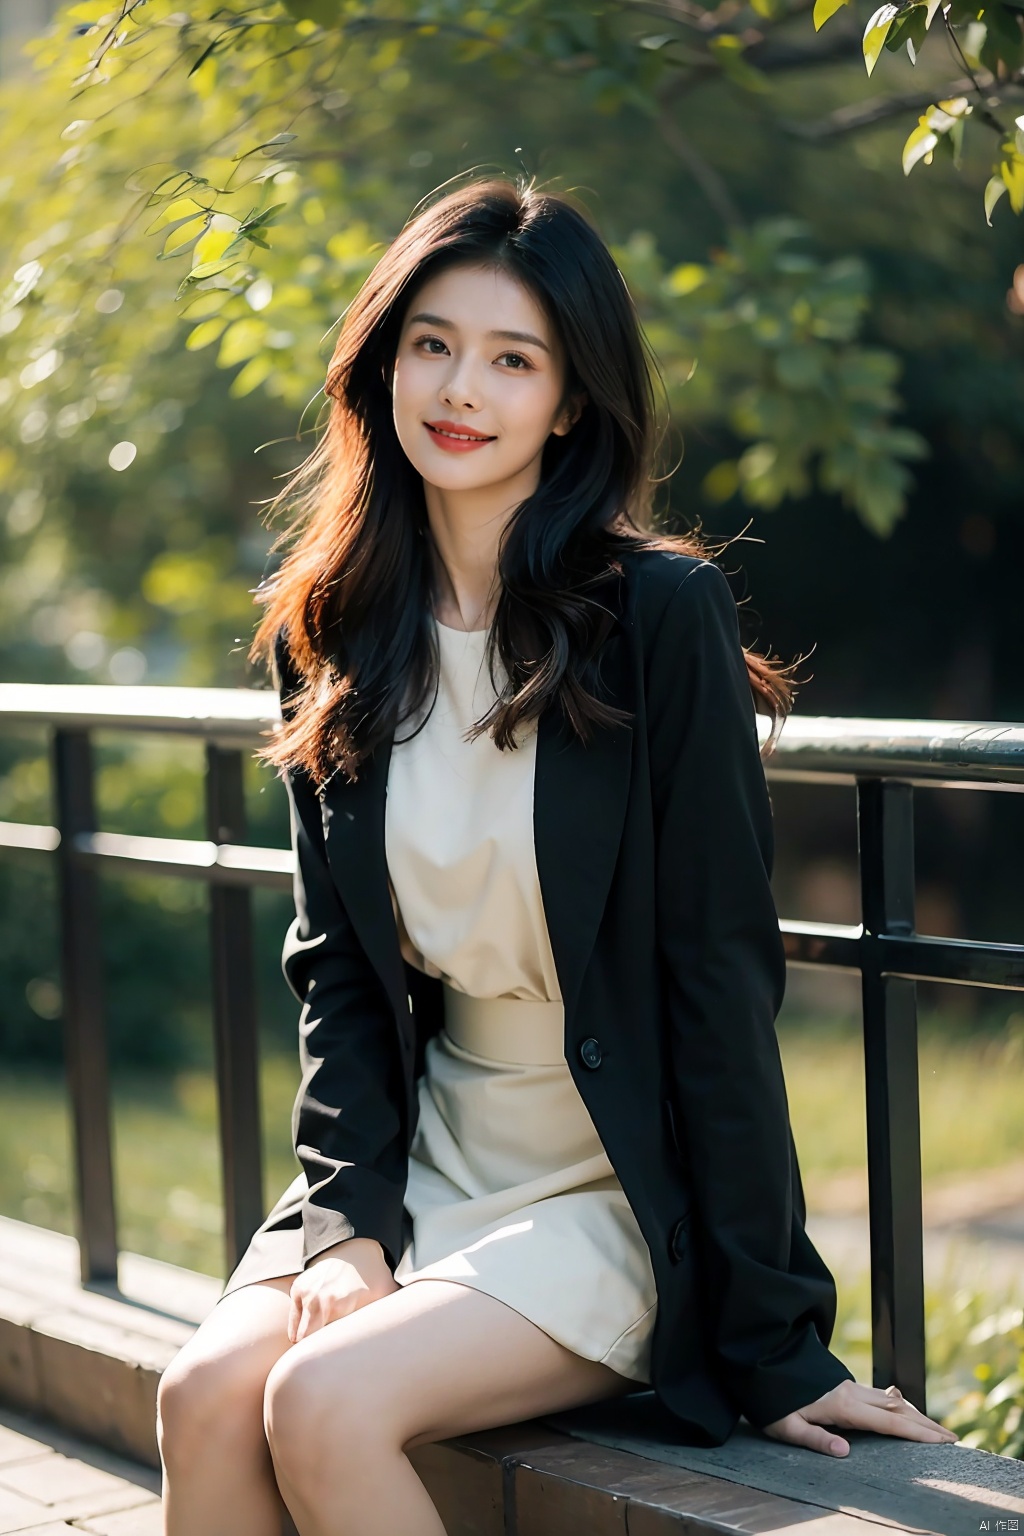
434,616,489,638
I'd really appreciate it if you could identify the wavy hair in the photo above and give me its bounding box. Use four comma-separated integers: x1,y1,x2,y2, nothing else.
251,175,798,782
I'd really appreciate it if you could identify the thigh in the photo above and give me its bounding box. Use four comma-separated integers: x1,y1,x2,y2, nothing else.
167,1275,296,1388
274,1278,634,1450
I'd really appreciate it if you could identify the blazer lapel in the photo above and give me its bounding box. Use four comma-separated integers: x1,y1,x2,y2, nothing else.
319,584,635,1034
534,624,634,1027
319,738,408,1026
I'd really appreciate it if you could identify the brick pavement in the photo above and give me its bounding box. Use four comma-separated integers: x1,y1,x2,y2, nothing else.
0,1407,160,1535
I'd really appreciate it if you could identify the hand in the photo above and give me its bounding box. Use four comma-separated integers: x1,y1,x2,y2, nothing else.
763,1380,960,1457
287,1236,400,1344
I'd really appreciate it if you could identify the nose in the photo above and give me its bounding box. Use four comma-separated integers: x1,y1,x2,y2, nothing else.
439,351,483,413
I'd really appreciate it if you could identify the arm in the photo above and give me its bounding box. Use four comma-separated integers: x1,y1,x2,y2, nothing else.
647,561,855,1430
274,632,408,1272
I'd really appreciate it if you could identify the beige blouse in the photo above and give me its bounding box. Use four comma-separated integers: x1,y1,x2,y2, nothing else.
385,620,562,1005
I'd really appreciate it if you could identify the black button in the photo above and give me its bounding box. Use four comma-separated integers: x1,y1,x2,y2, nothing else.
579,1037,603,1069
669,1214,690,1262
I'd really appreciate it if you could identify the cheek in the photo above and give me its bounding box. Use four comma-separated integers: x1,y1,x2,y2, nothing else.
390,356,420,415
505,382,565,442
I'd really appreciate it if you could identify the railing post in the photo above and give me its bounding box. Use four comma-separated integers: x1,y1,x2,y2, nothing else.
52,728,118,1284
205,745,264,1276
857,777,927,1410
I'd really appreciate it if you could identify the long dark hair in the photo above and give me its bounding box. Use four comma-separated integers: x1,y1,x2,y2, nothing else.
251,175,797,782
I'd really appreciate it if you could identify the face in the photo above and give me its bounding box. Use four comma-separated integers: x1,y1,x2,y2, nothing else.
390,262,581,497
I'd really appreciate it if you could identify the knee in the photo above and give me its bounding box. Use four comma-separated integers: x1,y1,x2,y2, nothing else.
157,1340,266,1473
264,1345,384,1485
263,1350,330,1482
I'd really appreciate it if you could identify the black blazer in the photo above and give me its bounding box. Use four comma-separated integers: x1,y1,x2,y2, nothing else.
274,548,855,1447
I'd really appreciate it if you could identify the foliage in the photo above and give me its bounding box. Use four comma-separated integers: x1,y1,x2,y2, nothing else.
0,0,930,577
813,0,1024,221
944,1309,1024,1455
68,0,1024,226
619,220,926,532
4,2,1021,1081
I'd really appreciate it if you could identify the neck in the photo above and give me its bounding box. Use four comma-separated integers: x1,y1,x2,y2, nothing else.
423,460,541,631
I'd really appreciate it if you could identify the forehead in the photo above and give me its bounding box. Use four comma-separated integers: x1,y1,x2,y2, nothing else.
403,262,554,343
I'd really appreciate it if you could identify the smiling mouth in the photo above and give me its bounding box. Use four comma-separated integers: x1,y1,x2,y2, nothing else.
425,423,497,443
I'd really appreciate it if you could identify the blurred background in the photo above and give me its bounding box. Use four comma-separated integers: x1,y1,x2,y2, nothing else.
0,0,1022,1447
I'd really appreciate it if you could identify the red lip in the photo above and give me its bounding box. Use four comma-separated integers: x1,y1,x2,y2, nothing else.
425,419,496,441
424,420,497,455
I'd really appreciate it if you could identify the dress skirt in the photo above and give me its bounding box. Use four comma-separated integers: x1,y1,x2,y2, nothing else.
221,984,658,1384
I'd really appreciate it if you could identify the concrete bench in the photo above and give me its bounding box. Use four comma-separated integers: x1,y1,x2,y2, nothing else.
1,1214,1021,1536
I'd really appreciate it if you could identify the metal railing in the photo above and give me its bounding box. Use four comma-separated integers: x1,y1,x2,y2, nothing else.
2,681,1023,1416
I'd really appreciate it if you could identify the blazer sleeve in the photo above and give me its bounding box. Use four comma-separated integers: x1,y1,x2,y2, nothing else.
647,560,855,1429
273,633,408,1270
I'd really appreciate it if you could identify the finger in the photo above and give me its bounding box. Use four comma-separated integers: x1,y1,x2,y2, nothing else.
815,1401,954,1442
858,1387,955,1438
766,1418,850,1457
287,1288,301,1346
889,1401,955,1435
294,1294,317,1343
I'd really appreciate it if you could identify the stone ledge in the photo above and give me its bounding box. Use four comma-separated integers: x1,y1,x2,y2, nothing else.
1,1217,1021,1535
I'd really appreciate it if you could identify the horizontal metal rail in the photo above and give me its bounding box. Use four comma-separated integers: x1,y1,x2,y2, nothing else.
3,684,1024,783
2,683,1023,1420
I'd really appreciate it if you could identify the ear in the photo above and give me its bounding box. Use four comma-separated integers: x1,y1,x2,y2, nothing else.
552,390,588,437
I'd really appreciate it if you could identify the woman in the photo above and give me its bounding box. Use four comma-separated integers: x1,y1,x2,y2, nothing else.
156,176,956,1536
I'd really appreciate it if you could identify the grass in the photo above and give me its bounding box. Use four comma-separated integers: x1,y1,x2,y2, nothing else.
0,1054,301,1279
780,1010,1024,1195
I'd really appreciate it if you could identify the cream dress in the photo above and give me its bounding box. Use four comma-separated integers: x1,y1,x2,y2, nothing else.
221,619,658,1383
385,619,657,1383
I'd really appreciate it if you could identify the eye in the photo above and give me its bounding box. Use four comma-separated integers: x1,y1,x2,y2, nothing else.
498,352,533,371
413,335,448,354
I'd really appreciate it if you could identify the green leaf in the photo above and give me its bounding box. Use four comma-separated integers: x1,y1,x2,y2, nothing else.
776,346,826,388
667,262,707,295
192,224,240,268
1001,151,1024,212
181,259,236,283
884,4,929,58
187,36,225,80
863,3,900,74
237,203,287,238
184,318,226,351
983,174,1006,223
180,291,226,320
909,5,931,53
228,353,274,397
160,214,209,259
980,1,1024,71
813,0,850,30
903,120,938,174
217,317,265,368
702,461,740,502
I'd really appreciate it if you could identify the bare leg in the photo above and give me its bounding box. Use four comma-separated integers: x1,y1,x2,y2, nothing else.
263,1279,635,1536
158,1276,298,1536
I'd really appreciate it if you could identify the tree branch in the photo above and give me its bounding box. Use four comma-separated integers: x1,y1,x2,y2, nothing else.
654,21,863,104
785,71,1024,138
939,12,1011,135
656,99,744,227
745,29,863,70
619,0,815,39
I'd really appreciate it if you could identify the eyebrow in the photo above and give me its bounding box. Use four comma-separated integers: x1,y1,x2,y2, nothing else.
406,311,551,354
